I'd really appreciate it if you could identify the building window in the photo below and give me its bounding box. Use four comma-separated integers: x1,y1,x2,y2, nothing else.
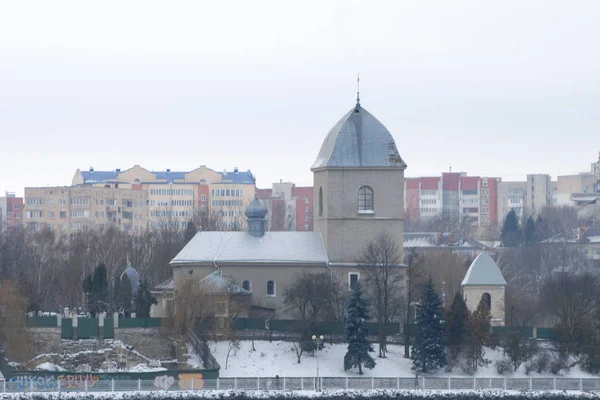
243,280,251,292
358,186,374,212
48,211,55,219
482,292,491,310
318,187,323,216
201,194,206,201
349,273,359,290
266,280,276,297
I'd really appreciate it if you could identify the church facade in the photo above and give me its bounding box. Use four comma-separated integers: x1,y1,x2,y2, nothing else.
152,96,409,319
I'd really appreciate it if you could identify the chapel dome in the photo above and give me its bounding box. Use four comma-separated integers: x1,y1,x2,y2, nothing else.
245,196,267,219
311,102,406,170
120,265,140,294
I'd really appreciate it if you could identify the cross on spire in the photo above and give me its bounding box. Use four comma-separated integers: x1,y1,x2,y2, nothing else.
356,73,361,107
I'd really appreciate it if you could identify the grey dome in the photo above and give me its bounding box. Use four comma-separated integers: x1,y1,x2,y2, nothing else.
245,196,267,219
461,252,507,286
312,104,406,170
121,265,140,294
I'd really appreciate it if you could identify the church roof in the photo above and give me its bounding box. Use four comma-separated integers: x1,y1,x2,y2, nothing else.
171,231,328,265
200,270,251,294
245,196,268,219
461,252,507,286
311,104,406,170
120,265,140,294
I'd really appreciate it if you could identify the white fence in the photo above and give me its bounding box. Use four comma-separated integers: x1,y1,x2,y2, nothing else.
2,377,600,393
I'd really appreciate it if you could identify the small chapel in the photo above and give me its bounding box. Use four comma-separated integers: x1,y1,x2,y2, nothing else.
151,93,409,319
461,251,507,326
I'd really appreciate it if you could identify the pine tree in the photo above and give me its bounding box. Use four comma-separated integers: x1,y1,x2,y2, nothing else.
501,210,521,247
523,216,536,244
82,264,109,316
344,283,376,374
112,275,122,312
465,297,492,372
134,280,158,318
503,329,527,371
411,278,447,373
91,263,109,315
183,220,197,244
83,274,93,312
445,292,469,361
120,273,133,316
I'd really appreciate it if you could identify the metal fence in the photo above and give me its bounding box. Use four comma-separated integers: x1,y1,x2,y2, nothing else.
2,377,600,393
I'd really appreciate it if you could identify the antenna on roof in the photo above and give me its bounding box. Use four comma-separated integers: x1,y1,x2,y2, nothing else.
356,73,361,107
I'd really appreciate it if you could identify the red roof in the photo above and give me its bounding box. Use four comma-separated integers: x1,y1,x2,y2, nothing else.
460,176,479,191
406,179,420,190
442,173,460,190
421,177,440,190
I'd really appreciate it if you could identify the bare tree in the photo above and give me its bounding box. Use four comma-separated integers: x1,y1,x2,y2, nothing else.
420,250,471,301
536,206,580,241
402,247,424,358
283,271,339,363
358,232,405,358
540,271,599,356
0,280,34,362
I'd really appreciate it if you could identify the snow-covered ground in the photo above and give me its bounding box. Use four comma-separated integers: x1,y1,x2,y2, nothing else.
211,340,595,378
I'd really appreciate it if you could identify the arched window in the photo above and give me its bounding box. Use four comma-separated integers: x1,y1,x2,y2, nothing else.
358,186,374,212
482,292,491,310
318,187,323,216
242,280,251,292
267,280,276,297
133,178,141,184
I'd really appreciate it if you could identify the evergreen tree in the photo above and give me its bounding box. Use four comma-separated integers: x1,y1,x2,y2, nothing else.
183,220,197,244
119,273,133,316
465,297,492,372
83,274,93,311
523,216,536,244
134,280,158,318
445,292,469,361
411,278,447,373
112,275,122,312
503,329,528,371
82,264,109,316
344,283,376,374
501,210,521,247
91,263,109,315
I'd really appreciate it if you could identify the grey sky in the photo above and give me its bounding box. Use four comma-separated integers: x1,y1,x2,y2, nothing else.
1,1,599,196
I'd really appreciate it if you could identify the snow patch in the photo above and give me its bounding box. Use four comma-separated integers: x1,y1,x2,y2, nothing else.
211,340,596,379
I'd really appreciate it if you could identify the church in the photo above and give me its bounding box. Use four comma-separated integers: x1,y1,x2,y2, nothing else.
152,94,409,318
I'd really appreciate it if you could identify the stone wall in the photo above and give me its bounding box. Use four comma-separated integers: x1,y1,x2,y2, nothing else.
113,328,175,360
29,327,61,354
462,285,505,326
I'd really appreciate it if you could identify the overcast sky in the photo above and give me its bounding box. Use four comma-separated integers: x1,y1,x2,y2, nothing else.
1,1,600,196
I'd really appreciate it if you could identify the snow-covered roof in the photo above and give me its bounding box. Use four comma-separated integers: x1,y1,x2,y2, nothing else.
171,231,328,265
120,265,140,294
200,271,250,295
152,279,174,292
461,252,507,287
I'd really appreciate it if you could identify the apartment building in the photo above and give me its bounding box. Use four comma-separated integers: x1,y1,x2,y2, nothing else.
24,186,148,234
0,192,23,228
72,164,255,230
498,174,557,221
404,173,500,227
257,181,314,231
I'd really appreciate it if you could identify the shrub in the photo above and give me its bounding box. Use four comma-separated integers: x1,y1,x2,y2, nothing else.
495,357,514,375
525,351,551,375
